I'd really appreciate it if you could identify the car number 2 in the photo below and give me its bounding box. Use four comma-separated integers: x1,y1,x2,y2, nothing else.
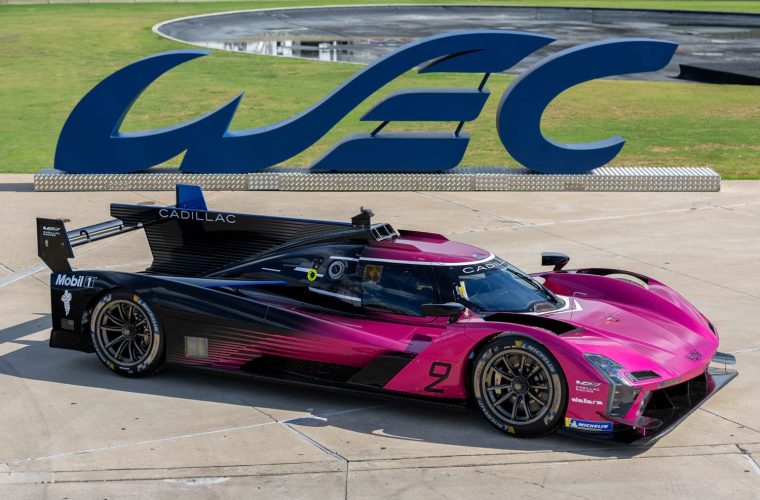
424,362,452,393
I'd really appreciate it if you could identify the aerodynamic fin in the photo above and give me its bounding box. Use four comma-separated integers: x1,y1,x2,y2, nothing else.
36,218,74,273
175,184,207,210
36,185,398,277
36,217,141,272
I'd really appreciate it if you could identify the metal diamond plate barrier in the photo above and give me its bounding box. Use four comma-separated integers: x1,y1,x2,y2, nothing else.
33,168,253,192
473,167,720,191
34,167,720,192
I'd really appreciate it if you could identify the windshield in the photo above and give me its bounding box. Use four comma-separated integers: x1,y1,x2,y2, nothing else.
441,258,562,313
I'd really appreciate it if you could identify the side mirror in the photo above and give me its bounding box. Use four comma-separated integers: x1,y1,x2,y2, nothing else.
542,252,570,271
421,302,466,322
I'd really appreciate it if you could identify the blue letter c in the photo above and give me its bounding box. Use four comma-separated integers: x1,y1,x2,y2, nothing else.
497,38,677,174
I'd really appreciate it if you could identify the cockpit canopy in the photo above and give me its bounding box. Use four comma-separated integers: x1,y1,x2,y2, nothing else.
224,244,562,316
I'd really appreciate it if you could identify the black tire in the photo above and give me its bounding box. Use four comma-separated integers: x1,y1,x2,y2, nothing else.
90,290,164,377
472,334,566,437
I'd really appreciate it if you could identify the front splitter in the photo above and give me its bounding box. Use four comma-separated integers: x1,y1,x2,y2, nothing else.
559,366,738,446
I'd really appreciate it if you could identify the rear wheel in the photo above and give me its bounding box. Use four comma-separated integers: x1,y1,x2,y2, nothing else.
90,290,164,377
472,335,566,437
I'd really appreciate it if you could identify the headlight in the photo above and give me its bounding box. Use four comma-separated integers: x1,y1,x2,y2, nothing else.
584,354,628,385
584,354,640,418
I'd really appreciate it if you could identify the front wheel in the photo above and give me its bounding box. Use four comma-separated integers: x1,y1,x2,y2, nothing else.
472,335,566,437
90,290,164,377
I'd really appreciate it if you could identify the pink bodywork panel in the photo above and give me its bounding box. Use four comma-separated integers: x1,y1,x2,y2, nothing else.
381,268,718,427
201,225,721,432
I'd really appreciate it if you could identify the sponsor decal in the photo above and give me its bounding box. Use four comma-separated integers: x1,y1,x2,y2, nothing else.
565,418,613,432
42,226,62,238
686,350,703,362
462,261,507,274
576,380,601,387
575,386,600,394
158,208,236,224
54,274,96,288
543,409,558,426
327,260,346,280
61,290,72,316
575,380,601,393
571,397,604,406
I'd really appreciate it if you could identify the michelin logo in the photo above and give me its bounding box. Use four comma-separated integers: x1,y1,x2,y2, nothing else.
565,418,613,432
54,274,96,288
61,290,72,316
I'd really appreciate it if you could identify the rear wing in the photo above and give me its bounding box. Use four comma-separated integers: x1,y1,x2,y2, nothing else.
37,185,397,276
36,217,140,273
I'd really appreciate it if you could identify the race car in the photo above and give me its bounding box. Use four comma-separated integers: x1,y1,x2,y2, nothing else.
37,185,736,443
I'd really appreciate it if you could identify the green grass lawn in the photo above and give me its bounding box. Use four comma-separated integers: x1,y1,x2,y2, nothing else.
1,1,759,178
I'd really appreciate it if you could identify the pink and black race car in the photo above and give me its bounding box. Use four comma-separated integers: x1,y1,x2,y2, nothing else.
38,185,736,443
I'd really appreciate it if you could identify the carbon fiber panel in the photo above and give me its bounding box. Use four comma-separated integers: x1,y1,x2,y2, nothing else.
110,204,350,276
49,329,94,353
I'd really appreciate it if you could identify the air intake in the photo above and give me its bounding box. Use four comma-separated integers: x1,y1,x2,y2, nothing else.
628,370,661,382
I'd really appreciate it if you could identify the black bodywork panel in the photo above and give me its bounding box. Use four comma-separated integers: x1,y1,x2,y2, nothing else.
37,219,74,273
483,312,580,335
110,204,353,276
348,354,416,386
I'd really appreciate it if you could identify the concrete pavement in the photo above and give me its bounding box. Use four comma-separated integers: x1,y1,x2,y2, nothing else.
1,174,759,498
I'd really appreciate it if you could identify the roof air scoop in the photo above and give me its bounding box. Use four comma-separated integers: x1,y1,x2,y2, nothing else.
352,207,374,228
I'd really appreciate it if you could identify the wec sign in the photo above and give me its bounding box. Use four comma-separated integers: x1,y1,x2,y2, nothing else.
54,31,676,175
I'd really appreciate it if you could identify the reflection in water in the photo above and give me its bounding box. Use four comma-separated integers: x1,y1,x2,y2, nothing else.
190,24,760,73
706,28,760,41
159,6,760,82
200,36,412,64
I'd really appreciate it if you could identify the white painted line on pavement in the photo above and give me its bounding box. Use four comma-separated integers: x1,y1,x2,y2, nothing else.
729,347,760,354
530,462,569,468
744,454,760,475
1,403,390,466
446,200,760,235
0,471,55,485
164,477,230,485
317,402,396,419
0,259,152,289
0,342,28,357
0,263,47,288
16,330,51,342
4,420,279,466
